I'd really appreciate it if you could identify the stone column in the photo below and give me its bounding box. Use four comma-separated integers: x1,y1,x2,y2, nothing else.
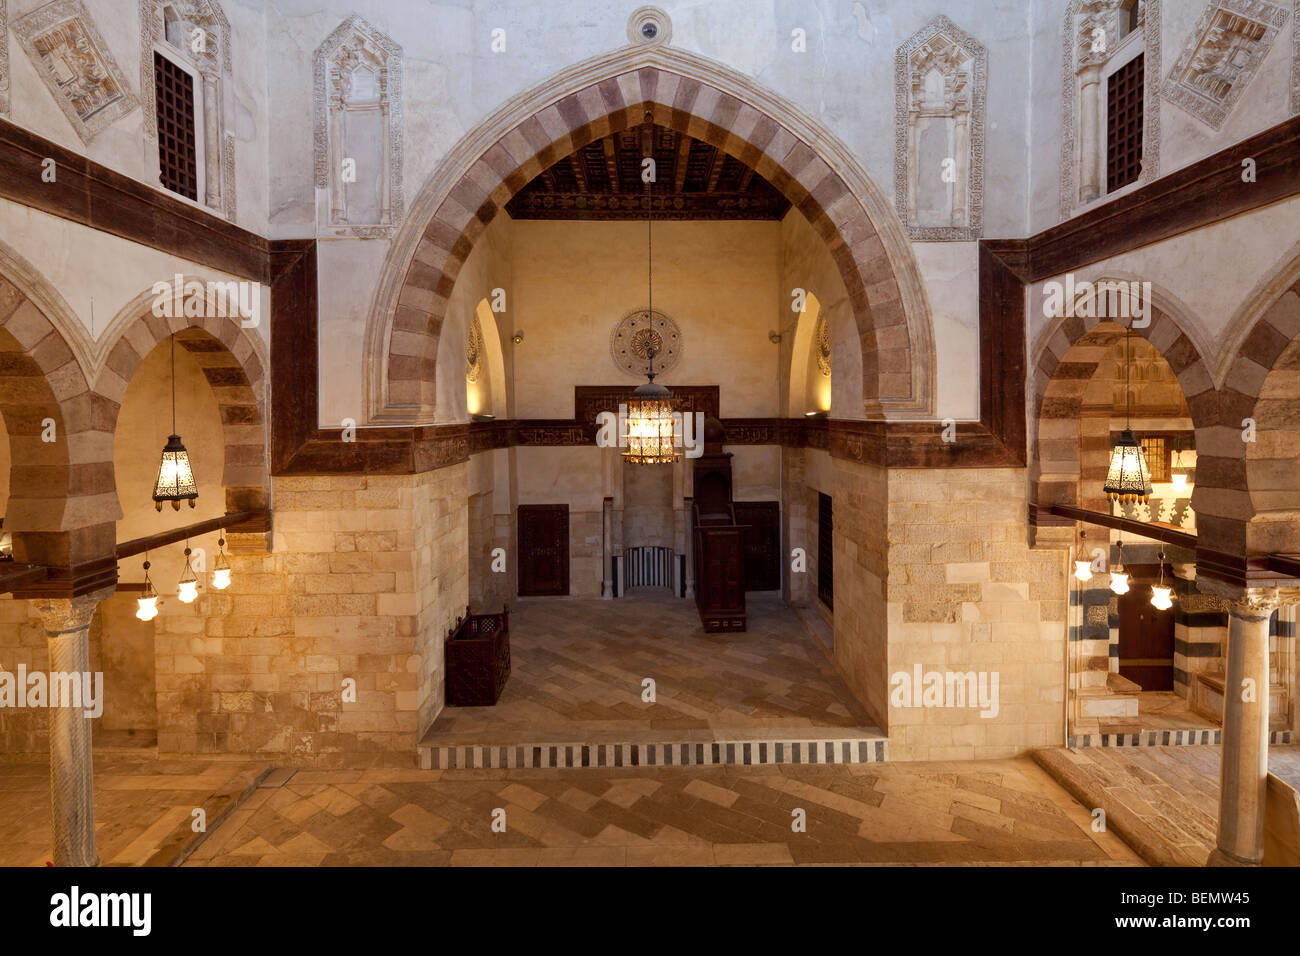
201,71,221,209
1078,65,1103,203
1201,585,1281,865
37,588,112,867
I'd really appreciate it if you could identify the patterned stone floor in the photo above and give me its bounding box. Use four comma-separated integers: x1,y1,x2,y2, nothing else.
426,593,878,748
1032,744,1300,866
0,755,269,866
183,757,1142,866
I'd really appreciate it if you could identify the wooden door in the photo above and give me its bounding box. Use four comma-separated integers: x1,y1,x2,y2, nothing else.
1117,568,1174,690
733,501,780,591
517,505,569,596
817,492,833,610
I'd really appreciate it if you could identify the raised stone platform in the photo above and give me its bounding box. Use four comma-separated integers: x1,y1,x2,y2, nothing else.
420,593,886,770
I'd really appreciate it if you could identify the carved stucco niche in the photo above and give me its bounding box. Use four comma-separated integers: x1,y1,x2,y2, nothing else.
1162,0,1290,130
1060,0,1162,218
139,0,235,219
894,16,986,240
12,0,137,143
313,15,404,239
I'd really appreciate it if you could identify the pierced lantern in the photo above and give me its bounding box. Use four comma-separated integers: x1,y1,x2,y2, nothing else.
622,346,677,465
153,434,198,511
1103,428,1152,503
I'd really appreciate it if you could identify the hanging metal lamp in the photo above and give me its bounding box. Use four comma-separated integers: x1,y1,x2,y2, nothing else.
1103,327,1152,503
136,555,160,622
153,332,199,511
621,110,677,465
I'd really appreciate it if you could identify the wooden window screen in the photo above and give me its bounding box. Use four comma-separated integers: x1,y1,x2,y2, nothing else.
817,492,833,610
1139,436,1169,482
1107,53,1144,193
154,51,198,200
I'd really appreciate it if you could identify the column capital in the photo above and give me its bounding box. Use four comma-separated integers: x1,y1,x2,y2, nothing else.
36,587,114,636
1194,577,1286,621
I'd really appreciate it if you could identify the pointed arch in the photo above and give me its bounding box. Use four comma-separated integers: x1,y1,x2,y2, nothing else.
364,44,934,425
92,282,269,516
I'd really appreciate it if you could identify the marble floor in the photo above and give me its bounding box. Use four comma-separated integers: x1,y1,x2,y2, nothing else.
0,755,269,867
183,757,1141,866
1033,744,1300,866
426,593,879,748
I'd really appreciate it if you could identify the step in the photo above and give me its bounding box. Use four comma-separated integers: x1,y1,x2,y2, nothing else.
1076,686,1139,718
1106,672,1143,695
418,732,888,771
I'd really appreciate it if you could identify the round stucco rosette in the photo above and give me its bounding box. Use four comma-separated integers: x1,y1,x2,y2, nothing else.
610,309,682,378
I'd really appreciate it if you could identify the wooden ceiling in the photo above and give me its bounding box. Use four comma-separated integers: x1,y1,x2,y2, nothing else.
505,123,791,221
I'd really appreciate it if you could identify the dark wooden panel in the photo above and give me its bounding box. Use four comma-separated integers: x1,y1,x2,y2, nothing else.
1118,568,1174,691
817,492,833,610
733,500,780,591
693,525,746,632
0,117,270,281
517,504,569,596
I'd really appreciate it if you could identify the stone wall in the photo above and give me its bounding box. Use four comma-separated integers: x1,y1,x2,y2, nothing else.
152,467,466,765
884,467,1067,759
0,596,46,753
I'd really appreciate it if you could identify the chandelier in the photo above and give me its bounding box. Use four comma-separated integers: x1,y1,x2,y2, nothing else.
621,110,676,465
1103,327,1152,503
153,332,199,510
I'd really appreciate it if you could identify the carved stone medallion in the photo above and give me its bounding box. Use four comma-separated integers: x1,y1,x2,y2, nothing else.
609,309,682,378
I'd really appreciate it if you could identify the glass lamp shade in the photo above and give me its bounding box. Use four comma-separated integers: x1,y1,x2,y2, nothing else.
1073,560,1093,582
211,547,231,591
622,382,677,465
1103,428,1153,503
135,595,159,621
178,552,199,604
1171,472,1189,494
153,434,198,511
1109,570,1130,595
1150,585,1173,610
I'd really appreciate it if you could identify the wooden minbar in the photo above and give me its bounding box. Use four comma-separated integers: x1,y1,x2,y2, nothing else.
691,418,747,632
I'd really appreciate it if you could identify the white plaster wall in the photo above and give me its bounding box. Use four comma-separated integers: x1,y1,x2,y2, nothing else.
7,0,270,235
510,218,781,419
0,198,269,351
1029,0,1298,232
913,241,980,421
1028,195,1300,382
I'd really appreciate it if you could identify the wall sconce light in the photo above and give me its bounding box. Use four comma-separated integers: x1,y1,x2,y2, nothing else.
511,331,524,345
178,545,199,604
136,556,160,622
470,413,496,423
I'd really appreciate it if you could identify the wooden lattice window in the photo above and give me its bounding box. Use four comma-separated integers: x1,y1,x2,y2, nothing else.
154,51,197,200
1107,53,1144,193
817,492,833,610
1139,436,1169,482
